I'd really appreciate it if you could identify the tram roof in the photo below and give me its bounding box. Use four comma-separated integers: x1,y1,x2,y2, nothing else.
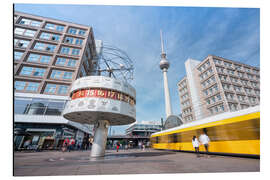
152,105,260,136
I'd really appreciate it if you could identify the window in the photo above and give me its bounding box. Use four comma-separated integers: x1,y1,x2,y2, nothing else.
63,71,73,79
56,25,64,32
60,47,70,54
216,94,221,100
14,39,30,48
19,18,41,27
24,29,36,37
211,96,216,103
71,48,80,55
220,104,224,111
27,53,51,64
44,84,57,94
20,66,33,76
14,97,32,114
40,32,51,40
15,81,40,92
14,28,24,35
15,28,36,37
50,70,62,79
75,39,83,45
65,37,74,44
45,23,55,30
67,59,77,67
34,42,45,50
25,82,39,92
68,28,77,34
20,66,46,77
55,57,66,66
78,29,86,35
40,32,60,41
46,44,56,52
27,54,40,62
58,85,69,95
14,51,24,61
15,81,26,90
33,68,46,77
40,55,51,64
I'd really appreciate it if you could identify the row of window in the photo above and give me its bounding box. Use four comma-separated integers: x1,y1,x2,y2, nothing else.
225,93,258,103
15,27,36,37
182,107,192,116
179,87,188,95
214,59,259,75
197,60,210,72
14,97,67,116
222,83,259,95
181,93,189,101
15,81,70,95
200,67,213,80
203,84,219,96
181,100,190,108
19,66,74,80
206,93,222,105
183,115,193,122
209,103,225,115
218,69,259,81
16,17,87,36
201,75,216,88
15,27,85,46
178,80,187,89
14,38,81,56
14,51,78,68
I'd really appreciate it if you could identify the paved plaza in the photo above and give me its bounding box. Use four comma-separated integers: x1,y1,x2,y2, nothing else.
14,149,260,176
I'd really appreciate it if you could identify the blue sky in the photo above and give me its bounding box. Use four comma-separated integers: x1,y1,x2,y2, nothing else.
15,4,260,134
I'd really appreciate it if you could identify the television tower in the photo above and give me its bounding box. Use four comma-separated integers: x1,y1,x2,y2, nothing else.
159,30,172,118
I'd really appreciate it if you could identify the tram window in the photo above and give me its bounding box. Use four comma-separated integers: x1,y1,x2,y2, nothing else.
173,133,178,143
156,136,159,143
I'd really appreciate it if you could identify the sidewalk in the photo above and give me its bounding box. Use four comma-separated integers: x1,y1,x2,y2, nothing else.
14,149,260,176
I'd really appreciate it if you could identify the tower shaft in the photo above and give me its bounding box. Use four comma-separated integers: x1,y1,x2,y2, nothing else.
162,69,172,118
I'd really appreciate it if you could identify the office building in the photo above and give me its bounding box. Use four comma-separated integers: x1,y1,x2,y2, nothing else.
14,11,97,150
178,55,260,123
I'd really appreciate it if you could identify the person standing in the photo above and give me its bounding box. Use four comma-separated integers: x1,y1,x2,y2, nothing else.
199,131,210,157
192,136,200,157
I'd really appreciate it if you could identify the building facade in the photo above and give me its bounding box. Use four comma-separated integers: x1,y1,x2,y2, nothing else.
125,121,162,137
178,55,260,123
14,11,97,150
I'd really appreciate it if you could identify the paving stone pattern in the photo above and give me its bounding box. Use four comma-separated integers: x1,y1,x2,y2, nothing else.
14,149,260,176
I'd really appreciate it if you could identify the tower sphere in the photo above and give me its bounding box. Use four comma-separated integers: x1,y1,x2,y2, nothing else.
160,57,170,70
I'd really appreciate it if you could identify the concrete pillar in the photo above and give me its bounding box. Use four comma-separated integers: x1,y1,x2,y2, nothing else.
90,120,110,157
163,69,172,118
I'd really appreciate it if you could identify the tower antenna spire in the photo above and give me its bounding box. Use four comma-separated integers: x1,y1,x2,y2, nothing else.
160,29,165,54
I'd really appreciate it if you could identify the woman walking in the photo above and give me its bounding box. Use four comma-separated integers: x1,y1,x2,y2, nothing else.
192,136,200,157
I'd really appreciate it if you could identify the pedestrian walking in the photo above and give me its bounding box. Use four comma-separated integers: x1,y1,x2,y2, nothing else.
70,138,75,151
62,138,69,152
199,130,211,157
116,142,120,152
192,136,200,157
138,141,142,149
142,142,145,151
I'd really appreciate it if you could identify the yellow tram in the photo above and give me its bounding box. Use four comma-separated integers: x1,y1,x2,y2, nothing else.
150,106,260,157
